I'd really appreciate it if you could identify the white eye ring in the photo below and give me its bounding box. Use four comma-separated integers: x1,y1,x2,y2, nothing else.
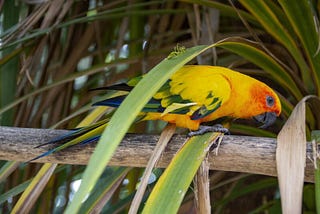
266,96,274,107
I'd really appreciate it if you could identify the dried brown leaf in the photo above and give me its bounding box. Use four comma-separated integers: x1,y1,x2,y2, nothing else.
194,158,211,213
276,95,317,213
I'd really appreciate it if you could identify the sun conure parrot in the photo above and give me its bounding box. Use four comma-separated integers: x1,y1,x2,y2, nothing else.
30,65,281,161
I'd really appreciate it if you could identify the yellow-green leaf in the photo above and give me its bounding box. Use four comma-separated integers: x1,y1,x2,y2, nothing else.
142,132,222,214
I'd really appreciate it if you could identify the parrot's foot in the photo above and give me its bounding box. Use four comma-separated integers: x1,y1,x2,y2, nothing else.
188,124,229,137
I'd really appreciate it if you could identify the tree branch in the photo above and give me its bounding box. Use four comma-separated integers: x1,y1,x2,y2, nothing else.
0,126,315,182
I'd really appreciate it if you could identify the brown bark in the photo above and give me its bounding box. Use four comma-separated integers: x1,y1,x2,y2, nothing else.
0,126,315,182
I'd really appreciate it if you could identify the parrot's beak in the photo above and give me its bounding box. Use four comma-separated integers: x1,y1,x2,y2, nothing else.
253,112,277,128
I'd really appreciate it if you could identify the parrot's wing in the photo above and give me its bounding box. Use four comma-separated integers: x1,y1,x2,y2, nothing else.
156,69,232,120
93,73,231,120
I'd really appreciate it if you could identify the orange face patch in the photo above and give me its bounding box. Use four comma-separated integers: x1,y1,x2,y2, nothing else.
250,83,281,116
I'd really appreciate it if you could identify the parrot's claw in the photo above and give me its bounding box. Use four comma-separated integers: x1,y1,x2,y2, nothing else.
188,124,229,137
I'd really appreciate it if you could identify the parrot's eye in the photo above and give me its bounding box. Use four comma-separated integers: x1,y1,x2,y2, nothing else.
266,96,274,107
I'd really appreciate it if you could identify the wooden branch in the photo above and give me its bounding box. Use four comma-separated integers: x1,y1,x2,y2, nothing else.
0,126,315,182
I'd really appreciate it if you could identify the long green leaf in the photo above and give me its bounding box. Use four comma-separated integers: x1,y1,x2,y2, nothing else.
2,8,186,50
180,0,259,26
311,130,320,213
214,178,278,209
238,0,295,50
315,163,320,213
79,167,130,214
216,38,303,100
0,161,20,183
142,132,221,213
277,0,320,95
0,181,31,205
262,1,296,37
65,44,216,213
0,57,137,116
230,124,277,138
239,0,312,87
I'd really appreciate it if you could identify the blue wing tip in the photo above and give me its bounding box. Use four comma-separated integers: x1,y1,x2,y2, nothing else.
92,95,127,107
27,150,56,163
